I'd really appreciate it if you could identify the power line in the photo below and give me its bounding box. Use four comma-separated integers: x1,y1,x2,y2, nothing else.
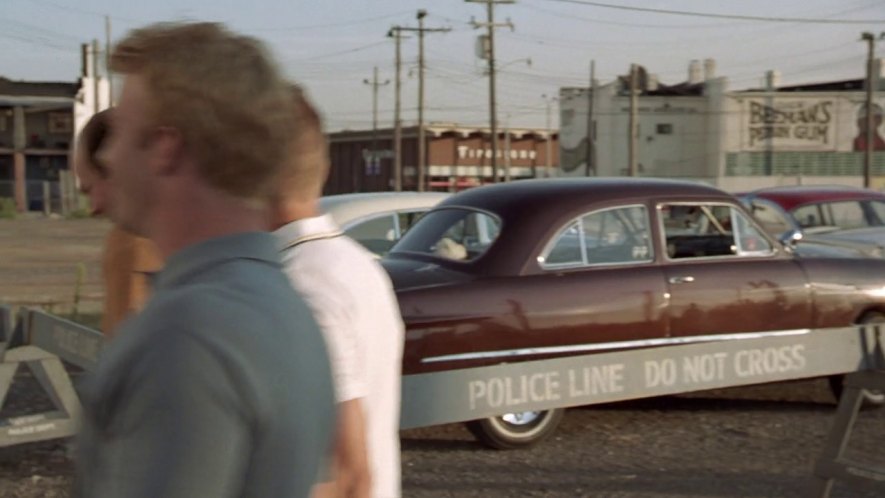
13,0,143,23
246,11,414,32
538,0,885,24
519,2,740,29
0,32,76,52
284,39,390,62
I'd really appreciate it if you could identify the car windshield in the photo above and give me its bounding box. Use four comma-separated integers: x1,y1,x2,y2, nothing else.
390,207,501,261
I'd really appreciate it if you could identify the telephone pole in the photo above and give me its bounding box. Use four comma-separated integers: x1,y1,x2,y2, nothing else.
586,60,596,177
105,15,112,105
861,32,883,189
363,66,390,185
92,39,100,113
628,63,639,177
542,94,557,179
387,15,449,192
387,27,405,191
468,0,514,184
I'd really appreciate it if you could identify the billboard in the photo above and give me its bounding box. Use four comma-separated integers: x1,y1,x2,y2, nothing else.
740,97,885,153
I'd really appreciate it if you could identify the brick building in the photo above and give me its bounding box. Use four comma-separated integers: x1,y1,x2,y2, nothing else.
0,77,79,212
326,124,558,194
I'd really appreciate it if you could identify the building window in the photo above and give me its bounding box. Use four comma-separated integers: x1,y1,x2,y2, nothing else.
656,123,673,135
48,112,72,134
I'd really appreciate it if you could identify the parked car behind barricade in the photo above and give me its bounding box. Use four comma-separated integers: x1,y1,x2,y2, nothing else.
738,185,885,259
383,178,885,449
319,191,450,256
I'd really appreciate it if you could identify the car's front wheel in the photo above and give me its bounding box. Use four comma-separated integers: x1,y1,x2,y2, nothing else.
464,408,564,450
828,311,885,407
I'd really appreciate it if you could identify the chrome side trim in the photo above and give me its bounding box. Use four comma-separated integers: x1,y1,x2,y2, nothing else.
420,328,812,364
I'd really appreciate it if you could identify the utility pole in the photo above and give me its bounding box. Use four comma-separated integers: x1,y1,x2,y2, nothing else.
105,15,112,105
468,0,514,184
503,114,511,181
861,32,884,189
542,93,557,178
388,16,449,192
628,63,639,177
586,60,595,177
92,39,100,113
415,10,450,191
363,66,390,187
387,27,405,191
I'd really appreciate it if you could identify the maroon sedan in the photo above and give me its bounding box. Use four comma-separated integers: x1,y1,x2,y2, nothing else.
383,178,885,448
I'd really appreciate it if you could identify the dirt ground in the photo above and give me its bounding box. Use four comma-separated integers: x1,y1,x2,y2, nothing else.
1,217,884,497
0,217,109,315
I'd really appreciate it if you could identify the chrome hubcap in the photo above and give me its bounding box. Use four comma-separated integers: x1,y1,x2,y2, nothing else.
501,411,542,426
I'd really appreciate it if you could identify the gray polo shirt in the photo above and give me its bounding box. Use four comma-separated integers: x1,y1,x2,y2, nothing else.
74,232,335,498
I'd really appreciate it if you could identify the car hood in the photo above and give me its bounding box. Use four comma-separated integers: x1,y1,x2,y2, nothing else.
793,239,876,258
381,254,473,292
804,228,885,256
812,227,885,244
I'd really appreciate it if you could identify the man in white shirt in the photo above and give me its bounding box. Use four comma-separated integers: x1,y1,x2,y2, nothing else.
272,87,404,498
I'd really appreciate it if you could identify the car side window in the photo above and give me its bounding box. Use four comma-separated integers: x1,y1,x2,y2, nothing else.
344,214,397,255
544,222,583,265
661,203,771,259
869,201,885,225
827,201,866,229
792,204,828,230
541,205,652,268
391,208,501,261
749,200,792,237
397,210,427,237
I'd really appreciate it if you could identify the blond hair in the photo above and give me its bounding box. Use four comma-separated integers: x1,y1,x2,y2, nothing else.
273,86,330,202
110,22,295,201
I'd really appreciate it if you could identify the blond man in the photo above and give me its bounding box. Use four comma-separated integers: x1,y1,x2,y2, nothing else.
74,23,335,498
272,88,404,498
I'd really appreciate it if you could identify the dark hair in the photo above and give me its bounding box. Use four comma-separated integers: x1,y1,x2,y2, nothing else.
79,109,111,177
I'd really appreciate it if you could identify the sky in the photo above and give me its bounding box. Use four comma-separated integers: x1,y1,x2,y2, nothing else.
2,0,884,131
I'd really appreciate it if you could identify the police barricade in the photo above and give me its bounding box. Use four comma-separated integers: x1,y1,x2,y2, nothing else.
810,324,885,497
0,307,103,447
400,325,882,428
1,307,884,493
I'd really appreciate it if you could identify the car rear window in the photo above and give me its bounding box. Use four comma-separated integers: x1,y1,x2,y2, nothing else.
390,208,501,261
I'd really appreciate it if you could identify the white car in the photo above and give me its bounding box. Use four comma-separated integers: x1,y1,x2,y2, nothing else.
320,191,450,256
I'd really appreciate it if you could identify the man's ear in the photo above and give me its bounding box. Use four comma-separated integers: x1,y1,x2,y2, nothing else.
147,126,185,176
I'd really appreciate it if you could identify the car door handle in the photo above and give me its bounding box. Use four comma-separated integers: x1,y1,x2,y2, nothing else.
668,276,695,284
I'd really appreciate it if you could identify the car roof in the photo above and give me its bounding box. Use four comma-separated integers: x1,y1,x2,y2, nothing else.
439,177,730,215
422,178,738,276
744,185,885,212
319,191,450,227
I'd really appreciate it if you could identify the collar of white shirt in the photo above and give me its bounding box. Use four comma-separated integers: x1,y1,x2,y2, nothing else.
274,214,343,253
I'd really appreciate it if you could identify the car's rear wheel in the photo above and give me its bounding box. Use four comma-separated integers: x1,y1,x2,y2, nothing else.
465,408,564,450
828,311,885,407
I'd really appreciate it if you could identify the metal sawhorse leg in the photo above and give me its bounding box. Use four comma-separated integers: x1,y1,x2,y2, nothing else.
810,323,885,497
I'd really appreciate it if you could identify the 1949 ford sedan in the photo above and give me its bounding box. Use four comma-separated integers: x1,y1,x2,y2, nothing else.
382,178,885,448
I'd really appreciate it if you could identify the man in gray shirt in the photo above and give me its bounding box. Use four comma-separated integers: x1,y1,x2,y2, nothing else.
74,22,335,498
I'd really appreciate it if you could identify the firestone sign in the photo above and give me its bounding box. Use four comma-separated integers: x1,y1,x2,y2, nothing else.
457,145,537,162
743,99,836,150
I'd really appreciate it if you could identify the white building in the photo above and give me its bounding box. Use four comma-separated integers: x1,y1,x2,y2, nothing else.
559,59,885,191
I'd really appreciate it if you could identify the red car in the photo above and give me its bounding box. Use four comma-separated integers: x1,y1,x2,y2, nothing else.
383,178,885,448
739,185,885,257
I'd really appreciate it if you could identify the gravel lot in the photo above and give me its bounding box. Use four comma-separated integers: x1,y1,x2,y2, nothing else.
1,217,883,497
